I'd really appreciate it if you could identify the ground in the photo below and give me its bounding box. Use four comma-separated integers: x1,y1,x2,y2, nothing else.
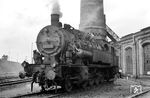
56,78,150,98
1,78,150,98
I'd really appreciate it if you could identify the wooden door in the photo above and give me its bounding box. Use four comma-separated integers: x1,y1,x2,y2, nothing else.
143,43,150,75
125,47,133,75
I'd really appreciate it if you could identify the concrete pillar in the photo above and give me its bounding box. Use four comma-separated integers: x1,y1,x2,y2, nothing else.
79,0,106,40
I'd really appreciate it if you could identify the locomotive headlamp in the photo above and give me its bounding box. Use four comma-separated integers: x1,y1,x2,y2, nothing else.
119,69,122,73
46,69,56,80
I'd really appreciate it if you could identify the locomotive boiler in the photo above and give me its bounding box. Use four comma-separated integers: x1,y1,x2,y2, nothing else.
19,13,119,92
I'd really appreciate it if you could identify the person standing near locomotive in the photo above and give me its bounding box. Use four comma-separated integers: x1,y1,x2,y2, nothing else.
31,71,40,92
33,50,43,64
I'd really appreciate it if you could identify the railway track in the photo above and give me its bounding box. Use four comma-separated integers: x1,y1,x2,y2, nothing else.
0,78,32,87
0,78,63,98
11,88,63,98
12,92,61,98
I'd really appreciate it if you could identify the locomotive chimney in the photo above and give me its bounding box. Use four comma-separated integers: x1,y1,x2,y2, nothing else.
51,14,60,27
50,0,62,27
79,0,106,40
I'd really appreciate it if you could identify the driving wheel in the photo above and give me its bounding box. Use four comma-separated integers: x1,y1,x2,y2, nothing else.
62,76,73,92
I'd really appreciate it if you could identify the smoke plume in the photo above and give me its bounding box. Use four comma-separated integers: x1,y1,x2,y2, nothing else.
51,0,62,18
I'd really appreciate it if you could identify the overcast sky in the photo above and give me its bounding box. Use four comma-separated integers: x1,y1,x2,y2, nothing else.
0,0,150,62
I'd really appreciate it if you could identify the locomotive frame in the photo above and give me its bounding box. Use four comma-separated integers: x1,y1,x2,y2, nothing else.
19,24,119,92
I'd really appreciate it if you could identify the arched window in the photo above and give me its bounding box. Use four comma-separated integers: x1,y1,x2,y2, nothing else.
104,44,109,51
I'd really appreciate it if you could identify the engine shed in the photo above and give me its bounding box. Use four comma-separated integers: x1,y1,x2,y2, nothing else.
119,26,150,78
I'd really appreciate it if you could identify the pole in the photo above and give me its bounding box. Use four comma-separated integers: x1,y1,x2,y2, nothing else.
31,42,33,64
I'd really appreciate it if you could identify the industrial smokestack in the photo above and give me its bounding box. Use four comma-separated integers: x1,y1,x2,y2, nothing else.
79,0,106,40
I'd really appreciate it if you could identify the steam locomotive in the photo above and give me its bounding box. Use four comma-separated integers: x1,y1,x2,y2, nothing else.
19,14,119,92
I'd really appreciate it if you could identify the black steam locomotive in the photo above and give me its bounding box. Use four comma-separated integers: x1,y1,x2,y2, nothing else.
19,14,119,92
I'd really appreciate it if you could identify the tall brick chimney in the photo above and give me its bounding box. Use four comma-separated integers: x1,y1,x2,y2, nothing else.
79,0,106,40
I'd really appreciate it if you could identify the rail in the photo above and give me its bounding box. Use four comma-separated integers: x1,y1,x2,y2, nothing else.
0,78,32,87
11,90,62,98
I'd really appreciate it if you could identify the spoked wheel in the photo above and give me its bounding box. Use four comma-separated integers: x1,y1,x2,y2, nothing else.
38,83,47,92
98,74,104,84
89,79,94,87
94,78,100,86
114,74,118,81
62,76,73,92
81,81,89,89
108,74,118,83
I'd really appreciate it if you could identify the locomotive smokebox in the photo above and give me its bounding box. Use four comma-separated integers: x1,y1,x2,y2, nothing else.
79,0,106,40
51,14,60,27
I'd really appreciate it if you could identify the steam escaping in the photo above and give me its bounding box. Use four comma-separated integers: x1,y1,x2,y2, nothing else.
51,0,62,18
